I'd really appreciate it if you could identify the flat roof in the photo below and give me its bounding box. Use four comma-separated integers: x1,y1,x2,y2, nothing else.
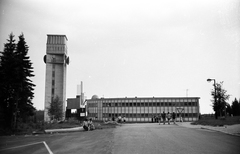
87,96,200,101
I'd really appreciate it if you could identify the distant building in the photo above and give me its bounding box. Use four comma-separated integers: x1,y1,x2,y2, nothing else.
66,82,86,120
86,96,200,122
66,95,86,120
43,35,69,121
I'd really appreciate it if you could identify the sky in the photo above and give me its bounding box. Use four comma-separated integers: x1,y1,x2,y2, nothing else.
0,0,239,114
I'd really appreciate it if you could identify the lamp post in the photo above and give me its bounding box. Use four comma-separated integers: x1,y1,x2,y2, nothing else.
207,78,218,119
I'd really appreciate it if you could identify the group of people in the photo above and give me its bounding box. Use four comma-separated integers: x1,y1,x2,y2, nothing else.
83,118,95,131
161,111,176,125
152,112,177,125
117,115,126,123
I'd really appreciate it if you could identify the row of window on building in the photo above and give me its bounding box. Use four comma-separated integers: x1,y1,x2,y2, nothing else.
88,101,198,107
88,113,198,118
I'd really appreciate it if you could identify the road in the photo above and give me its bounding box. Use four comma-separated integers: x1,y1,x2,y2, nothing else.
112,123,240,154
0,123,240,154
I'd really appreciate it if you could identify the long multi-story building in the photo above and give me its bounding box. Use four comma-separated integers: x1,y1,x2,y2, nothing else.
87,95,200,122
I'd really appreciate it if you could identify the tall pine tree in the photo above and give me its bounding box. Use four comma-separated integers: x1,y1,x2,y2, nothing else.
15,33,36,122
231,98,240,116
0,33,18,129
0,33,35,131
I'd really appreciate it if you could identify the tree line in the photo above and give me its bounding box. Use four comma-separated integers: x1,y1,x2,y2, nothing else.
0,33,35,133
210,81,240,118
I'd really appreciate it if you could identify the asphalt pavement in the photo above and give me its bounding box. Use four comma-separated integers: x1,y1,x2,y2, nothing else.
1,122,240,154
112,123,240,154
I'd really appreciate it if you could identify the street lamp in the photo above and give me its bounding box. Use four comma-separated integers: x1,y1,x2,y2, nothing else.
207,78,217,118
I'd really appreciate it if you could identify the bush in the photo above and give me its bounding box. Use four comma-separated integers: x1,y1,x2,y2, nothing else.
191,116,240,126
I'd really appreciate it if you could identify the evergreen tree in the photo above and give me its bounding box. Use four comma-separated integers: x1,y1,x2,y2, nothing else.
0,33,18,129
47,96,63,121
0,33,35,131
15,33,36,122
211,81,230,118
231,98,240,116
225,103,232,116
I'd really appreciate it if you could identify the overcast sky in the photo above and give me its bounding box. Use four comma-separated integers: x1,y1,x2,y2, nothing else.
0,0,239,114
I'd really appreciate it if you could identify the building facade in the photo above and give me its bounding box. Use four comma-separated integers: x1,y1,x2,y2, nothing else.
43,35,69,121
87,96,200,122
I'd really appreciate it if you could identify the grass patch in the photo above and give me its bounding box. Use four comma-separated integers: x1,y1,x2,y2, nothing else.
44,120,118,130
191,116,240,126
0,119,119,136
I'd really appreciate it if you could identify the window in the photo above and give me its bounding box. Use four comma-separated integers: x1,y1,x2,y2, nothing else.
133,103,136,106
153,103,156,106
141,103,144,106
145,103,148,106
157,103,160,106
122,103,125,106
130,103,132,107
137,103,140,106
149,103,152,106
115,103,118,107
51,88,54,95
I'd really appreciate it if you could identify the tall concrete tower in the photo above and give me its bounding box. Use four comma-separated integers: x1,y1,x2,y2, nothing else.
43,35,69,121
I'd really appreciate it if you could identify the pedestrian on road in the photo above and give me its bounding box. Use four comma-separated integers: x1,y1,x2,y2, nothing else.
172,112,176,124
162,111,166,125
158,114,161,125
167,112,171,125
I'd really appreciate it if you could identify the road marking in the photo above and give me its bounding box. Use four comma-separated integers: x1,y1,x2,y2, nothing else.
43,141,54,154
0,141,43,151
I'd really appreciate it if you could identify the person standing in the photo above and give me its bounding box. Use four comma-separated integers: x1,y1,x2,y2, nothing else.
167,112,171,125
162,111,166,125
158,114,161,125
172,112,176,124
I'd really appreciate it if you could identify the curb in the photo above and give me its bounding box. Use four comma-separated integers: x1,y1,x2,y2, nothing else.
45,127,84,133
176,123,240,137
200,127,240,137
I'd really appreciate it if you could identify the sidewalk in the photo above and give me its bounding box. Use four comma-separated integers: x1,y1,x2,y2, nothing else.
176,122,240,137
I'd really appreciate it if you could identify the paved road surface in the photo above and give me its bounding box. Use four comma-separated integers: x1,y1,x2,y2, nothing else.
113,123,240,154
0,123,240,154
